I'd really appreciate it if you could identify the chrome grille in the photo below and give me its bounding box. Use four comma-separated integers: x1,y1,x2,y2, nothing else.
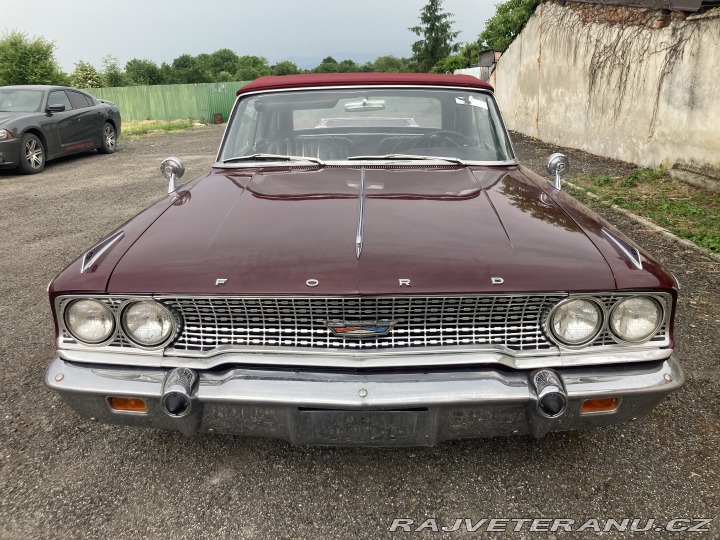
56,293,671,356
161,295,564,353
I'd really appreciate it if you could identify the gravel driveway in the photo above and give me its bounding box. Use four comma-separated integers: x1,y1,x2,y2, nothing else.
1,126,717,539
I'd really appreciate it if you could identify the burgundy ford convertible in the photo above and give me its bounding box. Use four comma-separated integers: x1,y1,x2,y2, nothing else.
46,73,683,446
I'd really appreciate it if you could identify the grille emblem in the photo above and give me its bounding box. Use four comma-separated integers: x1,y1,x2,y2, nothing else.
326,321,396,338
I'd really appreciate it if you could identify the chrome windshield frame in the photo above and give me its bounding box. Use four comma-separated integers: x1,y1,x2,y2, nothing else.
215,84,519,167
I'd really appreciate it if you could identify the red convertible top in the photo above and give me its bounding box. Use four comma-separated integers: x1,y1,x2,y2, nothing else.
236,72,494,95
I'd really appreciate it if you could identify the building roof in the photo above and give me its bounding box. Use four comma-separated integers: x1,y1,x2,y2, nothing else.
237,72,494,95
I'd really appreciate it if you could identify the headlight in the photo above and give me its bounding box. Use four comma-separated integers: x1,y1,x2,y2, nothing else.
610,297,662,343
549,298,603,346
0,129,13,141
122,301,176,347
64,299,115,344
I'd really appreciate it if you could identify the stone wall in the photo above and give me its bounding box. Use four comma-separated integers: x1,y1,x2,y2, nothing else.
492,1,720,177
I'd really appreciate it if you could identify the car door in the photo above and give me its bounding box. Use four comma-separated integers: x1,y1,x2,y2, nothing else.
46,90,79,155
66,91,103,150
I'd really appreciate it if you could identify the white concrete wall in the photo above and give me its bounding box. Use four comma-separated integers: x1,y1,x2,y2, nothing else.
493,3,720,175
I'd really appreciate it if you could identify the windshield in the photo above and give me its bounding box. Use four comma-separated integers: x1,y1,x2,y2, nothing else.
0,89,44,113
218,88,515,164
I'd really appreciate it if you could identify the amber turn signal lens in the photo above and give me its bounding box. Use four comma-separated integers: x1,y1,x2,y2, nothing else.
581,397,620,414
108,396,147,413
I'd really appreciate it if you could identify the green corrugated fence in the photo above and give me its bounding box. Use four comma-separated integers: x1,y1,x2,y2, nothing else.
84,81,250,124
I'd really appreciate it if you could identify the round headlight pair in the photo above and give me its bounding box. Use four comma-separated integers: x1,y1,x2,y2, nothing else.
549,296,663,347
64,299,176,348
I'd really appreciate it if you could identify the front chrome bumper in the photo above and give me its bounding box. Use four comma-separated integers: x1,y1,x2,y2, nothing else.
45,355,684,446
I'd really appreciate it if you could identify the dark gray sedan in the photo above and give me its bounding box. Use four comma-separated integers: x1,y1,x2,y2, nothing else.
0,85,121,174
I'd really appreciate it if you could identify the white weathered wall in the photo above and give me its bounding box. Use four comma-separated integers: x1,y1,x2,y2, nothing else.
493,2,720,175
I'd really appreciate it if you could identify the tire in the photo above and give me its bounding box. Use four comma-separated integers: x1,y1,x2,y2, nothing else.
98,122,117,154
18,133,46,174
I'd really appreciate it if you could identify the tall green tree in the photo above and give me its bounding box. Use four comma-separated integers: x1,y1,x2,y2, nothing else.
0,31,66,85
171,54,212,83
125,58,164,85
431,41,480,73
362,55,411,73
478,0,537,52
408,0,460,73
102,55,125,87
337,59,359,73
70,60,105,88
271,61,299,76
206,49,240,79
235,56,271,80
314,56,339,73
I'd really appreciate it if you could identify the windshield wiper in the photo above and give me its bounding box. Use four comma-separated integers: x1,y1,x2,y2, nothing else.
347,154,466,166
222,153,325,166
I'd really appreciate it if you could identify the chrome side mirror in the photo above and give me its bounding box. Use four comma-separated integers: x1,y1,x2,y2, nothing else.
160,157,185,194
546,153,569,190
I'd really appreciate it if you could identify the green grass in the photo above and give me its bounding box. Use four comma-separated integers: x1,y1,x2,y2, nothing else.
568,168,720,254
122,119,197,138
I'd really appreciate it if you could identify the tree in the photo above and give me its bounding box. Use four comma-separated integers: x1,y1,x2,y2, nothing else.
235,55,271,81
371,55,411,73
125,58,164,85
0,31,66,85
171,54,212,83
314,56,339,73
102,55,125,87
70,60,105,88
271,61,299,76
478,0,537,52
408,0,460,73
337,59,359,73
431,53,468,74
206,49,240,79
431,41,480,73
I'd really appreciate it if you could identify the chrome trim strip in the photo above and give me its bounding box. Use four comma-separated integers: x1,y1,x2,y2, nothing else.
57,347,674,371
81,231,125,273
212,159,519,169
602,227,643,270
355,167,365,259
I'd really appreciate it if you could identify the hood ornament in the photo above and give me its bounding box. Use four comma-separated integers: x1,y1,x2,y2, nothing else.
355,167,366,259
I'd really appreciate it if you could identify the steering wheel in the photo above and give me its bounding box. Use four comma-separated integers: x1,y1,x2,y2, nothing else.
410,130,476,149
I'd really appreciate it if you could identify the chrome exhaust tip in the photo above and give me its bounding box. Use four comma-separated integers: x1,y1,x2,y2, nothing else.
530,369,568,418
161,367,197,418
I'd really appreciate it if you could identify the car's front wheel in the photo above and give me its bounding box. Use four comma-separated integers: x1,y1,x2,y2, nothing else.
98,122,117,154
18,134,46,174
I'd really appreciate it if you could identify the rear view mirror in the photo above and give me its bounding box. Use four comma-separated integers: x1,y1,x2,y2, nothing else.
160,156,186,193
546,153,570,190
47,104,66,113
345,98,386,112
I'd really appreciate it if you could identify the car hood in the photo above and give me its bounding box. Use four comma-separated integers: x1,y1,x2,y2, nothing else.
0,111,32,126
107,166,617,295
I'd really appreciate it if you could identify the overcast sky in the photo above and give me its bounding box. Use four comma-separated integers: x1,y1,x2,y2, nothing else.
1,0,496,72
